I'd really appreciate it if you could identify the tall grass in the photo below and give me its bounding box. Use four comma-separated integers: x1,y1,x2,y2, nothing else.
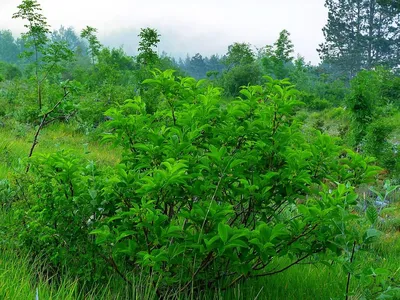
0,244,78,299
0,121,120,179
1,246,397,300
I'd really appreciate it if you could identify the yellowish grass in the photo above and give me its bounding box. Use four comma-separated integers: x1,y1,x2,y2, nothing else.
0,122,121,179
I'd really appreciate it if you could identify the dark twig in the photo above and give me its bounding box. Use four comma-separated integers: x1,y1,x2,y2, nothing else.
179,252,215,292
98,252,133,286
345,241,357,300
26,89,70,173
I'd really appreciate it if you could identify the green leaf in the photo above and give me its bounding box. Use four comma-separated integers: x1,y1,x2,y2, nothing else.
366,206,378,225
239,89,252,99
369,186,383,201
229,159,247,169
218,223,229,244
385,185,400,196
196,79,207,88
204,236,220,250
345,193,358,204
364,228,381,243
88,189,97,200
142,78,161,85
116,230,136,242
249,238,263,248
167,226,182,235
225,240,248,249
270,224,288,242
373,268,390,276
337,184,346,196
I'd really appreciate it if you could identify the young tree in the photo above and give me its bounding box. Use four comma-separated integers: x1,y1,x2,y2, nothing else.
274,29,294,63
224,42,255,68
137,27,160,67
13,0,73,110
80,26,102,65
273,29,294,79
13,0,50,109
221,42,259,96
261,30,295,79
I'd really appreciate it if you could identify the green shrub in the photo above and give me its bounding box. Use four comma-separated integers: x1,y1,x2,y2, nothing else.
310,98,331,111
16,71,381,296
325,107,347,119
295,110,309,122
347,70,381,146
18,151,108,281
222,63,261,96
298,92,332,111
0,62,21,81
364,118,397,171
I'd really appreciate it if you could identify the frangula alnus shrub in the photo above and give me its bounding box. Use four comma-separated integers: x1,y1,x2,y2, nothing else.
18,70,380,294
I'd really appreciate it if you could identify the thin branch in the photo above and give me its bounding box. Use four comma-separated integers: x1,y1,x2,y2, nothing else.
253,250,320,277
98,252,133,286
26,89,70,173
179,252,215,292
276,224,319,254
345,241,357,300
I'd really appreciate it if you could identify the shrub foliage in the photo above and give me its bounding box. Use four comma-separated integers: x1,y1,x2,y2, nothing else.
17,70,380,295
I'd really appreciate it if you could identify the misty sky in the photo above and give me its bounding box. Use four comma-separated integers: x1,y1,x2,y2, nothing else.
0,0,328,64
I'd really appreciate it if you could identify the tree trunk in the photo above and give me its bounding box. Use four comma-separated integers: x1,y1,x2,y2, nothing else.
367,0,376,69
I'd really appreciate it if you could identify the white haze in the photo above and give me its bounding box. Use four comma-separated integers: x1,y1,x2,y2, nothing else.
0,0,328,64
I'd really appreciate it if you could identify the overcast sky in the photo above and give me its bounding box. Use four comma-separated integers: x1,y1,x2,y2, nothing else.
0,0,328,64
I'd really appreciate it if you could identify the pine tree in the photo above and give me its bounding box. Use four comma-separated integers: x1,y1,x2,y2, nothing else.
318,0,400,77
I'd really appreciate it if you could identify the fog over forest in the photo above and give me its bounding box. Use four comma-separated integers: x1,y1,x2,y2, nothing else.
0,0,327,63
